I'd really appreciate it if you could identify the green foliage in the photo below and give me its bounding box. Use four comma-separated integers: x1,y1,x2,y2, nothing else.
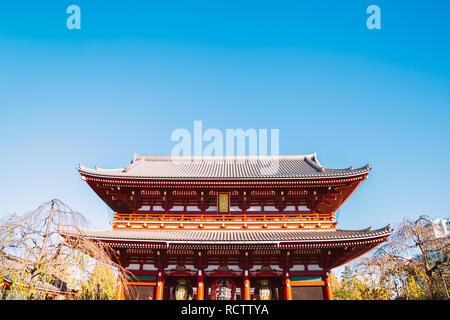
333,288,355,300
75,264,117,300
332,272,390,300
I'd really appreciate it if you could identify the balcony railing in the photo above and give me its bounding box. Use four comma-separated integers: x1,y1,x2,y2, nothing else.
112,212,336,230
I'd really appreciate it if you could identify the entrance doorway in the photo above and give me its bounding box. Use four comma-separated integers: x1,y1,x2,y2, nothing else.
204,276,284,300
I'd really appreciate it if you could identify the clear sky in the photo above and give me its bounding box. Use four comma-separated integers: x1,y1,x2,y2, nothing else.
0,1,449,233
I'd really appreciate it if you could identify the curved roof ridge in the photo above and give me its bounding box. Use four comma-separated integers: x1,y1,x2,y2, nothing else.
133,154,318,162
78,164,123,172
322,163,370,173
93,166,123,171
336,225,391,233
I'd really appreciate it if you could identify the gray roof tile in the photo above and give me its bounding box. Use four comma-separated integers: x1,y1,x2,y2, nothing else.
59,226,391,244
79,154,370,180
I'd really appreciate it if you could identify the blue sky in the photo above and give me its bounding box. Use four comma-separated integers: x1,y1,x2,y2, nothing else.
0,1,449,234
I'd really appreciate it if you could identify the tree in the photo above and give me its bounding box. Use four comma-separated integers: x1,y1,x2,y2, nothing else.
341,266,354,284
76,263,118,300
332,264,391,300
332,216,450,300
0,199,129,300
355,216,449,300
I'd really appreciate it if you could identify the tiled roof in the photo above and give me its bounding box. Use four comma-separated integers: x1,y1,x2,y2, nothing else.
78,154,370,180
59,226,391,244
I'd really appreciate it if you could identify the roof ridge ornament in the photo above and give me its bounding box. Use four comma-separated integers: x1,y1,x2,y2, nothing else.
304,154,325,172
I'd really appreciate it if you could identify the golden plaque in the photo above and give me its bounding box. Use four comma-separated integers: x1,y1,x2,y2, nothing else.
217,192,230,214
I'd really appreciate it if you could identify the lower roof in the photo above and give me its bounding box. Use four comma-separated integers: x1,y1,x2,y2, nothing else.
59,226,391,245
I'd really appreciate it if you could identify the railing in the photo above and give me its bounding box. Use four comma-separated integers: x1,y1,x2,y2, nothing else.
112,212,336,230
114,212,331,222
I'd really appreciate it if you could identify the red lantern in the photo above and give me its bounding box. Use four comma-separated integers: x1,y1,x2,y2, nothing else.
211,278,236,300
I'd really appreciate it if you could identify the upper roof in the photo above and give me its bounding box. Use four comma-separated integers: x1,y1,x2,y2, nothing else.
78,153,370,180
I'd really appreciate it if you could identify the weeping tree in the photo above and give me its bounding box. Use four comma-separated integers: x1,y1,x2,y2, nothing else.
356,216,449,300
76,263,119,300
0,199,129,300
332,264,391,300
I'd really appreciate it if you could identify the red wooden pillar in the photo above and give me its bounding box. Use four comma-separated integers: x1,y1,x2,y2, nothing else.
197,270,205,300
284,273,292,300
197,252,205,300
115,277,125,300
323,271,333,300
322,250,333,300
243,252,251,300
115,249,127,300
155,269,165,300
243,273,251,300
284,251,292,300
155,250,165,300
